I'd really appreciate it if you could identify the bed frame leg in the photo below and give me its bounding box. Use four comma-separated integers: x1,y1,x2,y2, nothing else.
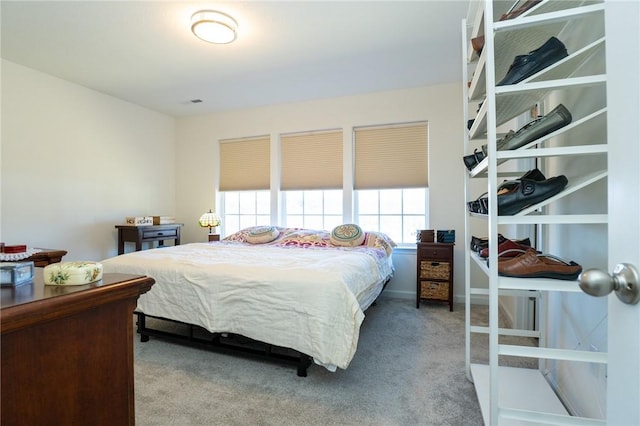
135,312,150,342
297,355,312,377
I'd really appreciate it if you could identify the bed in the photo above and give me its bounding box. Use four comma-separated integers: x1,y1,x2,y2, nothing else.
101,225,395,376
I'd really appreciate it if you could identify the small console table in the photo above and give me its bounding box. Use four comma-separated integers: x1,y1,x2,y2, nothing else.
115,224,183,255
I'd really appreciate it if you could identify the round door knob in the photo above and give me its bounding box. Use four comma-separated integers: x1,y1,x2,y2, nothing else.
579,263,640,305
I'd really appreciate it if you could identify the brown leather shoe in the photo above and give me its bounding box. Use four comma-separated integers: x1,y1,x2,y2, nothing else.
479,237,532,258
500,0,543,21
471,35,484,54
497,249,582,280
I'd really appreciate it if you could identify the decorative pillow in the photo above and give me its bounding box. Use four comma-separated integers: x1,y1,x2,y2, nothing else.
364,231,397,257
330,224,365,247
279,229,332,248
245,225,280,244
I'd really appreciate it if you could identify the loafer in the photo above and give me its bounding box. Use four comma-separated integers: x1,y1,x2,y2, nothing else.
497,249,582,280
470,234,530,254
471,234,507,253
471,234,508,253
495,104,572,151
467,198,488,214
498,175,568,215
468,1,543,55
499,0,543,21
463,148,487,171
470,169,546,215
471,35,484,54
467,193,490,214
479,237,532,258
498,168,546,193
497,37,568,85
467,119,475,130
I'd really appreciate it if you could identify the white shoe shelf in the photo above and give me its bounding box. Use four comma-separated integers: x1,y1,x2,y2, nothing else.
462,1,608,424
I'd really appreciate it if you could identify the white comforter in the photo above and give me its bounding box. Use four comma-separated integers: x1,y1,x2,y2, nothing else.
101,242,393,371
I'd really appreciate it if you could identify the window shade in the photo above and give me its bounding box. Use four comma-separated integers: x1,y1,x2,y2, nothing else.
354,122,428,189
219,136,270,191
281,130,343,190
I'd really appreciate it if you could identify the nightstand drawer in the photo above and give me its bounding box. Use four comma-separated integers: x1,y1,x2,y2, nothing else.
419,281,449,301
420,261,450,280
142,228,178,240
417,244,451,260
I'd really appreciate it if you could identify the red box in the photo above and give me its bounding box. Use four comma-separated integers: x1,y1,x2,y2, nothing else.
4,245,27,254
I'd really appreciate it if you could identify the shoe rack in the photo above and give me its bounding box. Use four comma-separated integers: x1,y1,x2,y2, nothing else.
462,1,608,424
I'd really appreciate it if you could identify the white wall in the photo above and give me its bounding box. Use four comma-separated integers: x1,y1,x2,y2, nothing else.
1,58,468,301
174,84,466,300
540,12,608,419
1,60,176,261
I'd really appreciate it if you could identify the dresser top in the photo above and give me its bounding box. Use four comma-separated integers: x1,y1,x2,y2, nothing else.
1,269,154,335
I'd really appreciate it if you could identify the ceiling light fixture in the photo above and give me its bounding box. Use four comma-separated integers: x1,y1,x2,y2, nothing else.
191,10,238,44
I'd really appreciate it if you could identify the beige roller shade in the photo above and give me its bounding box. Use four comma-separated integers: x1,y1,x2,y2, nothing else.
354,122,428,189
281,130,343,190
219,136,270,191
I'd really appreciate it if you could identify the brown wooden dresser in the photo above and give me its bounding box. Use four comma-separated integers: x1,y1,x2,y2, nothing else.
1,270,155,425
416,242,454,311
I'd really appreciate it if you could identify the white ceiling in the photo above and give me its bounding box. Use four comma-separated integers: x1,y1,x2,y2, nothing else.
1,1,469,117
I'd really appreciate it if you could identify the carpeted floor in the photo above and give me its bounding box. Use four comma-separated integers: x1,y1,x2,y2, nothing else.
133,298,536,425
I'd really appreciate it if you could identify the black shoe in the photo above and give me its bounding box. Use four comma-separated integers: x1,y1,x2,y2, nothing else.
498,168,546,192
469,169,548,215
463,148,487,171
498,175,568,215
497,37,568,85
497,104,572,150
480,104,572,158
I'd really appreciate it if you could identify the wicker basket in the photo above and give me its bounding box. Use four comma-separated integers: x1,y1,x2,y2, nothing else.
420,281,449,301
420,261,450,280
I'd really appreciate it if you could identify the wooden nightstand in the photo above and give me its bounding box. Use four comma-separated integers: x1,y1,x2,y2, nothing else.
416,242,454,311
208,234,220,242
115,224,183,254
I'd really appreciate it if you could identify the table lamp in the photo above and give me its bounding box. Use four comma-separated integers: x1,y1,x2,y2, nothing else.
198,210,221,242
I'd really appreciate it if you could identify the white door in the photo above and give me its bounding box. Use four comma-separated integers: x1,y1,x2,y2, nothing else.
604,1,640,424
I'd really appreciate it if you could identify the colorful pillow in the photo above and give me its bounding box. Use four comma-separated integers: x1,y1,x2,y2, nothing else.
245,225,280,244
330,224,365,247
364,231,397,256
279,229,332,248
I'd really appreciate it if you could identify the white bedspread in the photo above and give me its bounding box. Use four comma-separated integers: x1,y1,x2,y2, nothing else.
101,241,393,371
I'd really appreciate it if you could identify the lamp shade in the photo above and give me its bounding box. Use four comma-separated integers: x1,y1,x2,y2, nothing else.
191,10,238,44
199,210,221,232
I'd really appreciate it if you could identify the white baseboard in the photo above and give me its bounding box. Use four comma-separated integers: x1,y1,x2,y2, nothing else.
381,289,413,300
455,294,488,306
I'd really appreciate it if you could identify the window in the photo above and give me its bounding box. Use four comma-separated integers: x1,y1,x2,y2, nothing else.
354,122,429,245
357,188,428,245
284,189,343,230
222,191,270,236
217,122,429,245
219,136,271,236
281,130,343,229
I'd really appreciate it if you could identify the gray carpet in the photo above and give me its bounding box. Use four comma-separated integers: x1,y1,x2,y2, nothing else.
133,298,536,425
